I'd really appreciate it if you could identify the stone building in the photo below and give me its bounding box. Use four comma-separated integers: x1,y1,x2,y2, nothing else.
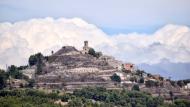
122,63,135,72
82,41,90,54
184,83,190,89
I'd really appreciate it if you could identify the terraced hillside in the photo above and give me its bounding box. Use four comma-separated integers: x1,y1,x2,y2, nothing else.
35,45,122,91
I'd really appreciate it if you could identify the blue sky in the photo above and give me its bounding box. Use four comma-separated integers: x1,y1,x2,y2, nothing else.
0,0,190,34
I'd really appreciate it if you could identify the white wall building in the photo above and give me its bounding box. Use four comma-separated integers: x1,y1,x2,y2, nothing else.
184,83,190,89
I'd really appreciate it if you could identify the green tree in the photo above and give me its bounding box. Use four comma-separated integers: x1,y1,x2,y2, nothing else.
88,48,101,58
71,87,171,107
132,84,140,91
0,70,7,89
154,97,164,106
174,99,190,107
139,77,144,83
95,52,102,58
110,73,121,83
7,65,23,79
136,69,144,77
17,65,28,70
36,56,43,75
170,81,176,87
29,53,44,74
177,80,185,87
29,55,37,66
169,91,174,103
68,98,83,107
61,94,70,102
29,53,43,66
88,48,96,57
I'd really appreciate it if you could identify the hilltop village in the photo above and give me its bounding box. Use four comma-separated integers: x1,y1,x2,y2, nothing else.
3,41,190,101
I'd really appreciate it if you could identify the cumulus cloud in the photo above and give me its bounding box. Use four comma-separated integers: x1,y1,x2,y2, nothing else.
0,17,190,68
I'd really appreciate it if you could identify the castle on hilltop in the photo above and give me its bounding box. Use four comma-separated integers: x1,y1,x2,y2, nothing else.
20,40,137,90
82,41,90,54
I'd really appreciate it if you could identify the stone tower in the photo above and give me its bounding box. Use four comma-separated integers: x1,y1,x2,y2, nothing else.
84,41,88,47
82,41,90,54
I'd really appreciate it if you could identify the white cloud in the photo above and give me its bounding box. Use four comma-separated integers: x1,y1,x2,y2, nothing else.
0,17,190,69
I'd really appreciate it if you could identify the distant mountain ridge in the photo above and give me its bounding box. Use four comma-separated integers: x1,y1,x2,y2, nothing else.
138,59,190,80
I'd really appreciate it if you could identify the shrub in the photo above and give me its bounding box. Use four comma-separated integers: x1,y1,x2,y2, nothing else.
88,48,102,58
61,94,70,102
0,70,7,89
175,99,190,107
139,77,144,83
7,65,23,79
68,97,83,107
132,84,140,91
28,53,43,66
110,73,121,83
145,80,159,87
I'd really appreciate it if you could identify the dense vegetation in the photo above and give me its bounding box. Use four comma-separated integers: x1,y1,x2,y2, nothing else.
0,89,61,107
169,79,190,88
60,87,190,107
0,65,36,90
0,69,7,89
7,65,25,79
132,84,140,91
72,87,165,107
28,53,44,74
0,66,29,89
88,48,102,58
0,87,190,107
